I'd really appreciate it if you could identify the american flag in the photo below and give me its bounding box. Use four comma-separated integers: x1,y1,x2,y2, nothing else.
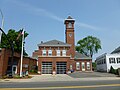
16,29,24,40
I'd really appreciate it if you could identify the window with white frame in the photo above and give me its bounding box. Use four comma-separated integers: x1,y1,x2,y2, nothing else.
70,65,73,70
116,58,120,63
62,50,66,56
42,50,46,56
109,58,116,63
48,50,52,56
56,50,60,56
76,62,80,70
87,62,90,70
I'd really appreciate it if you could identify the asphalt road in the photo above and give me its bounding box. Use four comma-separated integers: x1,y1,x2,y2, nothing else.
0,79,120,90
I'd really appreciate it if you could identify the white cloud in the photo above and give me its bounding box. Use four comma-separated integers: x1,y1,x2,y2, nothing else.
10,0,101,31
10,0,63,22
76,21,100,31
34,8,63,22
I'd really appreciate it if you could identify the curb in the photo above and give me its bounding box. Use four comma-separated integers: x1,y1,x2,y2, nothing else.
0,77,120,82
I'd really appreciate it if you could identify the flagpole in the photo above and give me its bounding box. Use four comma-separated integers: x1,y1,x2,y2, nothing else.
20,29,24,77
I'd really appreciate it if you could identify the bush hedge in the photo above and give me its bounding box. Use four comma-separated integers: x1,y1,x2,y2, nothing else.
109,66,119,75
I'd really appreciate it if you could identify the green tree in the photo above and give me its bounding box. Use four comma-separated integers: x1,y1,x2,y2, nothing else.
0,29,28,56
76,36,101,58
92,62,96,70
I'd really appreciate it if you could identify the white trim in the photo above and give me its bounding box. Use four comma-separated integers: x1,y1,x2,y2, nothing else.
65,19,75,21
38,55,71,58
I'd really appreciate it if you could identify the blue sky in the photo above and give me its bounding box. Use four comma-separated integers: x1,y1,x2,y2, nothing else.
0,0,120,60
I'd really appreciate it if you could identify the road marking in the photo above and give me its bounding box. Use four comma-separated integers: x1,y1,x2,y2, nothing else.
0,84,120,90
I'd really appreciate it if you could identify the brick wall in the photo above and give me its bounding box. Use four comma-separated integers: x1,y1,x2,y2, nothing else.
0,48,37,78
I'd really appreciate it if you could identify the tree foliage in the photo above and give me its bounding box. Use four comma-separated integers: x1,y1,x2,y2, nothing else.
76,36,101,58
0,29,28,56
92,62,96,70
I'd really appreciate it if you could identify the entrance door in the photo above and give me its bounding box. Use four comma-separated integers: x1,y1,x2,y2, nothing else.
12,65,17,75
42,62,52,74
56,62,66,74
82,62,85,71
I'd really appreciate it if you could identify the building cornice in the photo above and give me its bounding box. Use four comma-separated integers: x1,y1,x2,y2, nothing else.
38,55,71,58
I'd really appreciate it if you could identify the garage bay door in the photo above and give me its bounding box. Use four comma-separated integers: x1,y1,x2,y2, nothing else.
42,62,52,74
56,62,67,74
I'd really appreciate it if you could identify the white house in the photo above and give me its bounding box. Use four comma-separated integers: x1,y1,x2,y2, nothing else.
96,53,120,72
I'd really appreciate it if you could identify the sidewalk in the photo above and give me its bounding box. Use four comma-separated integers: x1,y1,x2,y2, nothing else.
0,74,120,82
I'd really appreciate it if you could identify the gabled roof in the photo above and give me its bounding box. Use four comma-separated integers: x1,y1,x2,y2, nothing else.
75,52,92,59
38,40,71,47
111,46,120,54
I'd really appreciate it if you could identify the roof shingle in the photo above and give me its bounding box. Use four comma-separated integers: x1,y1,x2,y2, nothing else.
111,46,120,54
38,40,71,47
75,52,92,59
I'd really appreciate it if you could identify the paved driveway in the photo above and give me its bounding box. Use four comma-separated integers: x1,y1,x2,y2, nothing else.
68,71,117,78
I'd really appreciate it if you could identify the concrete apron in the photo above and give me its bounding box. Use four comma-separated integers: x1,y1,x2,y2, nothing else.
0,74,120,82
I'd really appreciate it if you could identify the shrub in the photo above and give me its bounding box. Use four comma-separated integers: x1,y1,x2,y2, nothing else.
109,66,119,75
109,66,115,74
114,69,119,75
13,75,22,79
30,70,37,73
2,76,7,79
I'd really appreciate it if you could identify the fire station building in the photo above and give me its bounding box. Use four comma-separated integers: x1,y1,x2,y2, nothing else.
33,16,92,74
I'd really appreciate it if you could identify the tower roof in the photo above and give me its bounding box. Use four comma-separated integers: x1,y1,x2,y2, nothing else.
64,16,75,24
67,16,73,19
